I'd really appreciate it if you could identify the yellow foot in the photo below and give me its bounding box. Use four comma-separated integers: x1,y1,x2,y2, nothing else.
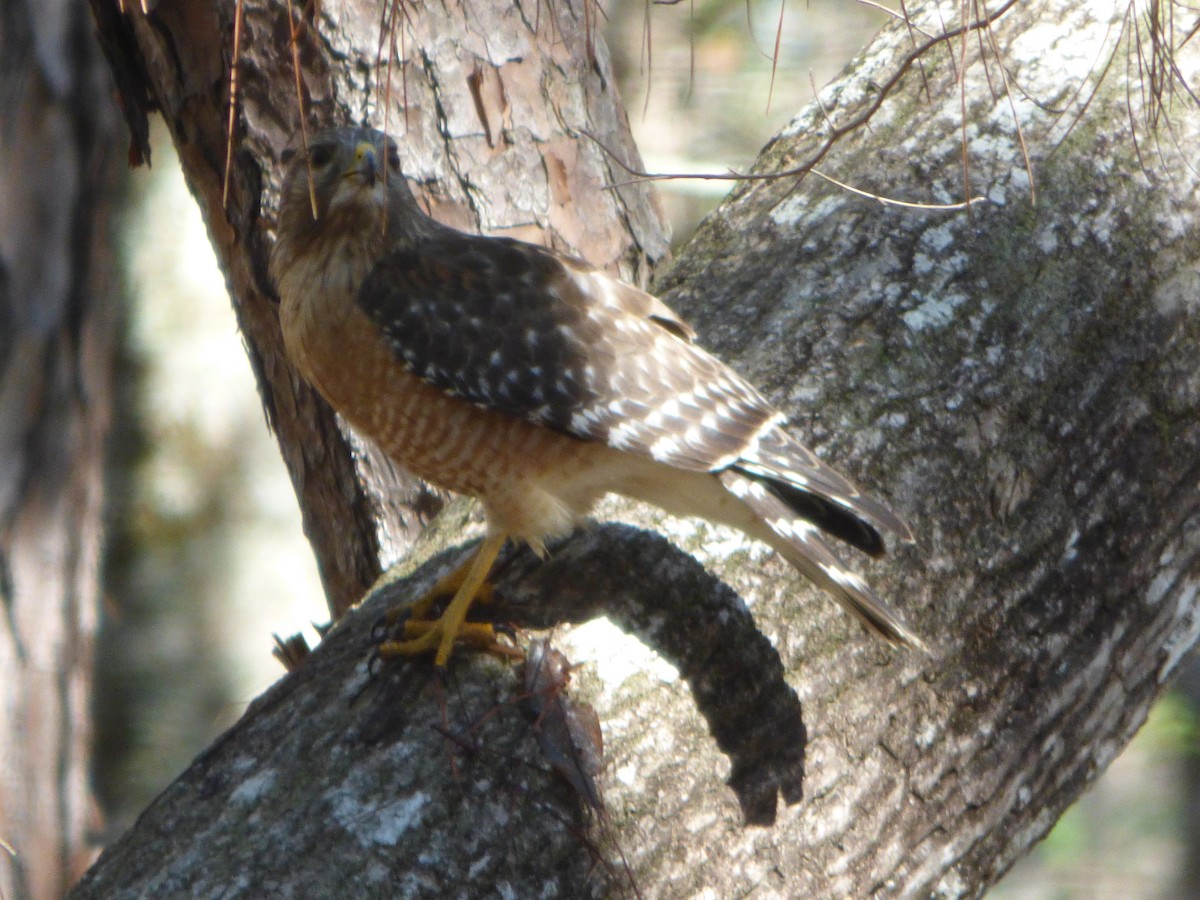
380,546,496,629
377,532,516,666
379,619,524,665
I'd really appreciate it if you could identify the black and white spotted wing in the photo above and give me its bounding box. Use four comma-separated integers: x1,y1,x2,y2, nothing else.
357,231,779,472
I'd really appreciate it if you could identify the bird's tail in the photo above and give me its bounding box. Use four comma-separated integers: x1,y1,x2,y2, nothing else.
733,430,913,558
719,467,926,651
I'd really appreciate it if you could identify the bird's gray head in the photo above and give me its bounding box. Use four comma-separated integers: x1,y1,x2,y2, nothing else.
273,125,434,269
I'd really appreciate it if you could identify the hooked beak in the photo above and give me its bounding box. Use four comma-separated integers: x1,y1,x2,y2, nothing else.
346,141,379,187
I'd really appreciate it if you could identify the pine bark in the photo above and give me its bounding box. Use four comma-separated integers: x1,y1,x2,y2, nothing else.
0,2,122,897
78,0,1200,897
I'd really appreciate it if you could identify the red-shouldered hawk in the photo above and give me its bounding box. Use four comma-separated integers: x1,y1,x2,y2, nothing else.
270,125,924,665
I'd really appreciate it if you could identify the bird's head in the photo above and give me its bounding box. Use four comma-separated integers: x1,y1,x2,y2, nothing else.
273,126,433,278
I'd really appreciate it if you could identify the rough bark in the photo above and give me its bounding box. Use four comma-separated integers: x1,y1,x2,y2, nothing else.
0,1,122,897
78,0,1200,898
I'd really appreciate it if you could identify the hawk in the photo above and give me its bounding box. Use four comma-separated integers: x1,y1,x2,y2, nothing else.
270,125,924,665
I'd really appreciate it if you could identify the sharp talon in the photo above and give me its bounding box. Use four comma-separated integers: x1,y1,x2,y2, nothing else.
379,621,504,667
378,618,523,666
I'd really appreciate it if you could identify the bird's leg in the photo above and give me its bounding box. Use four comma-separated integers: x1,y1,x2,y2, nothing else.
378,532,516,666
368,548,490,637
405,548,495,621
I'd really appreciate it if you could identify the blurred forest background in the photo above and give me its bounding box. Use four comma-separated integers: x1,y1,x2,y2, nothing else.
89,1,1198,896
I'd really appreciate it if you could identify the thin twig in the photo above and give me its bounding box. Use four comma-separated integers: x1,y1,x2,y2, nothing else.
980,0,1035,204
808,168,986,209
897,0,934,101
856,0,934,37
766,0,785,113
221,0,245,210
285,0,318,219
957,0,973,216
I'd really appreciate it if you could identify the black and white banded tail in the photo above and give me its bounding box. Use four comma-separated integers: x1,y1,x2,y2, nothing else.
720,430,925,650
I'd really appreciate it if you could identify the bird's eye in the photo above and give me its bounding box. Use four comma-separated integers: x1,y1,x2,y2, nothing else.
309,144,335,168
386,146,401,171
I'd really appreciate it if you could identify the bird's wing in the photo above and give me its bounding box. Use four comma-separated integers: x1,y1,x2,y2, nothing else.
357,232,778,472
357,231,909,551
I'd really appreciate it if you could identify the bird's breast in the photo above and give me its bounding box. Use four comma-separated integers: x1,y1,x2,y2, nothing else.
277,270,615,540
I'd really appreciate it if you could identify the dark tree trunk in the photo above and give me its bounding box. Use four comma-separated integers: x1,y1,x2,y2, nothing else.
0,1,122,897
78,0,1200,897
1174,657,1200,897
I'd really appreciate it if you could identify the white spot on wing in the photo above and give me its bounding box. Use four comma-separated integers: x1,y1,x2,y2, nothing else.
771,518,817,541
819,563,866,590
571,411,596,432
650,435,681,462
727,476,751,498
599,278,622,309
608,421,640,450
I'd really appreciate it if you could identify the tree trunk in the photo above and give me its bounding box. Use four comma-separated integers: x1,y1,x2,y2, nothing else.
1173,656,1200,897
0,1,122,897
78,0,1200,897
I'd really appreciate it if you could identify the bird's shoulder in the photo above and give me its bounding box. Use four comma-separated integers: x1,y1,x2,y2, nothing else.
359,229,694,344
355,227,778,471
